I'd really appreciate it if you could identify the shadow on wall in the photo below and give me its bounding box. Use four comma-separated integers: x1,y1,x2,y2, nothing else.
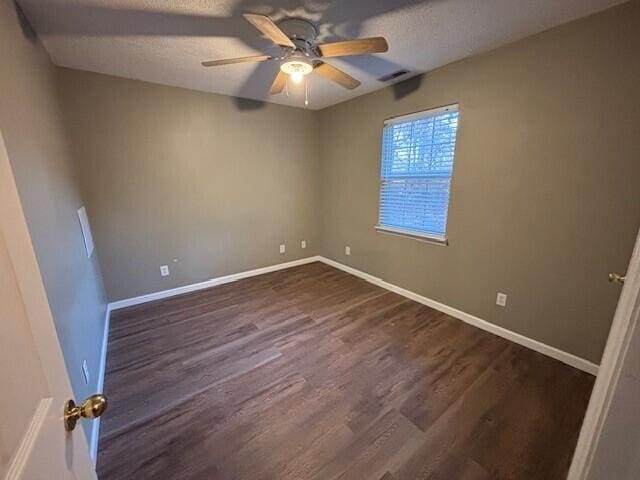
391,73,425,101
18,0,436,110
14,0,37,42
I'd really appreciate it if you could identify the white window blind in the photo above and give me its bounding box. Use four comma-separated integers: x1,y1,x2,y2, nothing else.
377,105,459,242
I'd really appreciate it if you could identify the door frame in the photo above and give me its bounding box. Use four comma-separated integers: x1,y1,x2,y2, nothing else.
568,226,640,478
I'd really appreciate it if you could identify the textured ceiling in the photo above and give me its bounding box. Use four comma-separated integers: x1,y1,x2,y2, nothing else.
18,0,627,110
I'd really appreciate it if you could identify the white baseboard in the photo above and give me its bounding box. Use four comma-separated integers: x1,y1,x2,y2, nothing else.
109,256,322,311
318,256,599,376
90,253,597,465
89,303,111,462
104,254,597,395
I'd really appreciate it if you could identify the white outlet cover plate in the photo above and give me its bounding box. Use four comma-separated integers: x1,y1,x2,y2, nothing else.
160,265,170,277
496,292,507,307
301,240,306,249
345,246,351,256
280,244,286,254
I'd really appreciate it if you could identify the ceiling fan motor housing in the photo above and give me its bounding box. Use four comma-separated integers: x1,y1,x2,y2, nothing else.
277,18,318,51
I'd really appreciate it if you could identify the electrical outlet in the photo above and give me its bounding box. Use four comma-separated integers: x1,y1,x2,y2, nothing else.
82,359,90,384
279,244,286,254
496,292,507,307
301,240,307,249
345,246,351,256
160,265,170,277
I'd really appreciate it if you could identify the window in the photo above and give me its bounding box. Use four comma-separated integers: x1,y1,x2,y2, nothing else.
376,104,459,244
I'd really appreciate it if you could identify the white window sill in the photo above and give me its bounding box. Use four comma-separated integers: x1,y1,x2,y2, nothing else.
375,226,449,246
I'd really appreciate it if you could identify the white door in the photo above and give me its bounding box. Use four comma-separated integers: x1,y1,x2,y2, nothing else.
0,132,98,479
569,225,640,479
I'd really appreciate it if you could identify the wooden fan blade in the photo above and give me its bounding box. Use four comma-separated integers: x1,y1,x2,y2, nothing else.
314,62,361,90
269,71,287,95
243,13,295,48
201,55,272,67
317,37,389,58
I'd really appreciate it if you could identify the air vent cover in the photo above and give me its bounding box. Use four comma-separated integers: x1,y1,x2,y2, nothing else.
378,69,410,82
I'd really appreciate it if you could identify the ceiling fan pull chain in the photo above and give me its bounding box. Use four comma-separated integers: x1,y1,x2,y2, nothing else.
305,78,309,106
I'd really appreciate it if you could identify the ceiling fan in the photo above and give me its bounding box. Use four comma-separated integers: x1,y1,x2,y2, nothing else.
201,14,389,99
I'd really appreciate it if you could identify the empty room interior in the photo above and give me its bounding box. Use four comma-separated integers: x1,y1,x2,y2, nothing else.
2,0,640,479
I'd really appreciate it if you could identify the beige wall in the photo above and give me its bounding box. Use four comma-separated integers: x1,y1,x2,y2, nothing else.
317,1,640,363
49,2,639,364
57,69,321,301
0,0,108,441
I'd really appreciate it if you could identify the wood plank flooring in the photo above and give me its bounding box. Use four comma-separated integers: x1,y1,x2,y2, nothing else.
97,262,594,479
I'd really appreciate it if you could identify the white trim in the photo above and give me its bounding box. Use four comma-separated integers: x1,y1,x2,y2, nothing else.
318,256,599,375
106,254,598,375
568,227,640,479
88,304,111,462
375,225,448,246
109,256,322,311
384,103,459,125
5,398,52,480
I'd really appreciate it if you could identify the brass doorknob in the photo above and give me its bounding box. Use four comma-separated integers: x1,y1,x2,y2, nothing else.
608,273,626,284
64,394,108,431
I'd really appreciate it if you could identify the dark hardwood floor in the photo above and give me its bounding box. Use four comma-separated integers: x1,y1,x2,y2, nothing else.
97,262,594,479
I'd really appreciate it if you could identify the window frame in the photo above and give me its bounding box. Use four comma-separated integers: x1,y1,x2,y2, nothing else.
375,103,460,246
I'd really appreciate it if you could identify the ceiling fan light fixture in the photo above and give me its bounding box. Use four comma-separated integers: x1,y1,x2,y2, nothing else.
290,71,305,84
280,56,313,84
